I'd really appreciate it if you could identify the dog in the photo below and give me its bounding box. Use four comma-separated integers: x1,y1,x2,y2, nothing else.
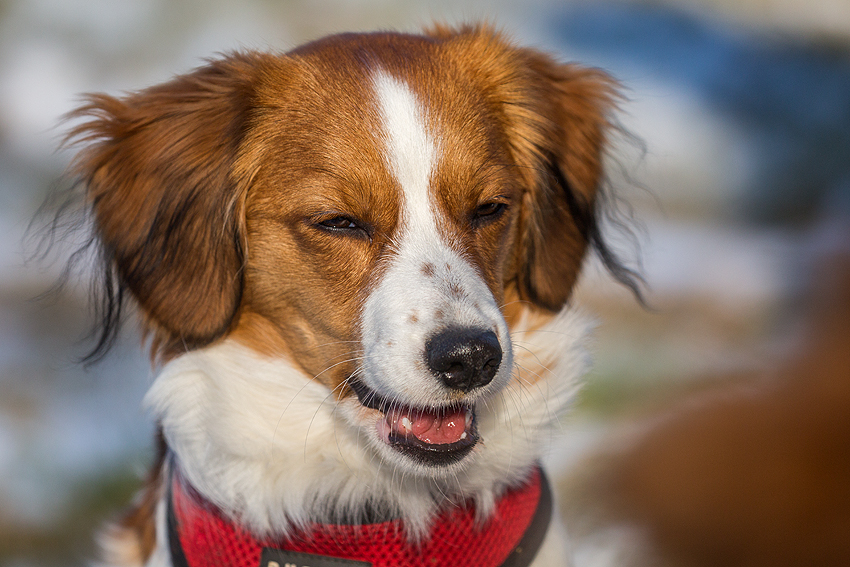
65,24,637,567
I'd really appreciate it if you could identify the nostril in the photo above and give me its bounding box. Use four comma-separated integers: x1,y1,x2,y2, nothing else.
425,327,502,392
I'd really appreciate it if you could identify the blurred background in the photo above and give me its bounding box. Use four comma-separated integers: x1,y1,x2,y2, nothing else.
1,0,848,566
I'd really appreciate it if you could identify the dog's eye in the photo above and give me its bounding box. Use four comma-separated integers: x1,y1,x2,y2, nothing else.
472,202,507,226
320,216,358,230
315,215,371,240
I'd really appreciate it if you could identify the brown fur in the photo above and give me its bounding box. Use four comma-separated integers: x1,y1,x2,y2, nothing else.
67,53,268,357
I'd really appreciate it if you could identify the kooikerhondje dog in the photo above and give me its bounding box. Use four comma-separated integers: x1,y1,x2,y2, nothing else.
65,24,638,567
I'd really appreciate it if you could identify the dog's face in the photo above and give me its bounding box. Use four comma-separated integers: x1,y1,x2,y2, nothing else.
70,26,617,476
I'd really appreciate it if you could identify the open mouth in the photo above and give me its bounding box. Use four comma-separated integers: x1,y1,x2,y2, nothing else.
348,379,479,466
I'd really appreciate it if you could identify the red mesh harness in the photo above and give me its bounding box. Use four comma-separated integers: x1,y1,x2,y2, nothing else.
167,463,552,567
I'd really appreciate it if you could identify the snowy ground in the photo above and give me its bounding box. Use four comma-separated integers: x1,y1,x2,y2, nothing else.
1,0,847,565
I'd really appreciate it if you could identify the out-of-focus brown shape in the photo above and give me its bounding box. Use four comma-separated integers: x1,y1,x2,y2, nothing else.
614,238,850,566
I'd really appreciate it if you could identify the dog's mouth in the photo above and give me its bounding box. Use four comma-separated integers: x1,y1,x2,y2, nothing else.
348,379,479,466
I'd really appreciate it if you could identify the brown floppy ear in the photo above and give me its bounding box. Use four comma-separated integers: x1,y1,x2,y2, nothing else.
512,57,622,310
68,52,267,355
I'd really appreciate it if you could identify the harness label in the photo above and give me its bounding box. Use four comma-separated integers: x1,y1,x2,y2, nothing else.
261,548,372,567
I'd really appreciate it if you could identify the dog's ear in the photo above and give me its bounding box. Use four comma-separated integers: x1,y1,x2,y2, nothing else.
509,57,620,310
67,53,266,353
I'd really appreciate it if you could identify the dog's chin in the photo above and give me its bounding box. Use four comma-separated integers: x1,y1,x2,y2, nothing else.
348,379,480,472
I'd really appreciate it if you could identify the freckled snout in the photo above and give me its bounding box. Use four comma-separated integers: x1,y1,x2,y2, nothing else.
425,327,502,392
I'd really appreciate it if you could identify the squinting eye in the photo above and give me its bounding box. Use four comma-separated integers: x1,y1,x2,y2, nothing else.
320,216,358,230
314,215,372,241
475,202,506,217
472,202,508,227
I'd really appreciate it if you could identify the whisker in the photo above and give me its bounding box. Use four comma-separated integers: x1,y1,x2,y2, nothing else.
271,355,364,449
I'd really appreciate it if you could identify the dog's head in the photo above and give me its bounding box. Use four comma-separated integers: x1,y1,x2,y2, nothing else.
69,25,631,476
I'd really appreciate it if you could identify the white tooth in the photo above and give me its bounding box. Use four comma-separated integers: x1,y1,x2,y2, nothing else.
460,432,467,440
401,417,412,431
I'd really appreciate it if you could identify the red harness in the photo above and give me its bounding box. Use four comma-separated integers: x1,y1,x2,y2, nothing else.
167,464,552,567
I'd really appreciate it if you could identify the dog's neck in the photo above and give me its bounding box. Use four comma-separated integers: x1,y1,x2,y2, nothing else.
145,307,589,539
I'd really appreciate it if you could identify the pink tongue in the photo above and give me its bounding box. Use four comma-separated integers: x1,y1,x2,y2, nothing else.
387,407,468,445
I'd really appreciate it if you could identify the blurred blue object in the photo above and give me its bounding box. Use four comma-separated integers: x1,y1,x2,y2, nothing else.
550,2,850,225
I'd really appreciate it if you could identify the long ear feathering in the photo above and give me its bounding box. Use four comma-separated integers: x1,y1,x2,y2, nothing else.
59,52,271,361
514,48,644,308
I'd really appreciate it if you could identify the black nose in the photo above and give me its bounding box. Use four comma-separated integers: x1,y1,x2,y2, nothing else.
425,327,502,392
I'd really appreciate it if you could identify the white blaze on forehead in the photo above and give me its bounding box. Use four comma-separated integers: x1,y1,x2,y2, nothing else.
363,70,512,408
372,70,439,230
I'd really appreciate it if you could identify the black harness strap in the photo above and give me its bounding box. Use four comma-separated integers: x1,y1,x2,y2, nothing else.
166,465,191,567
497,468,553,567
